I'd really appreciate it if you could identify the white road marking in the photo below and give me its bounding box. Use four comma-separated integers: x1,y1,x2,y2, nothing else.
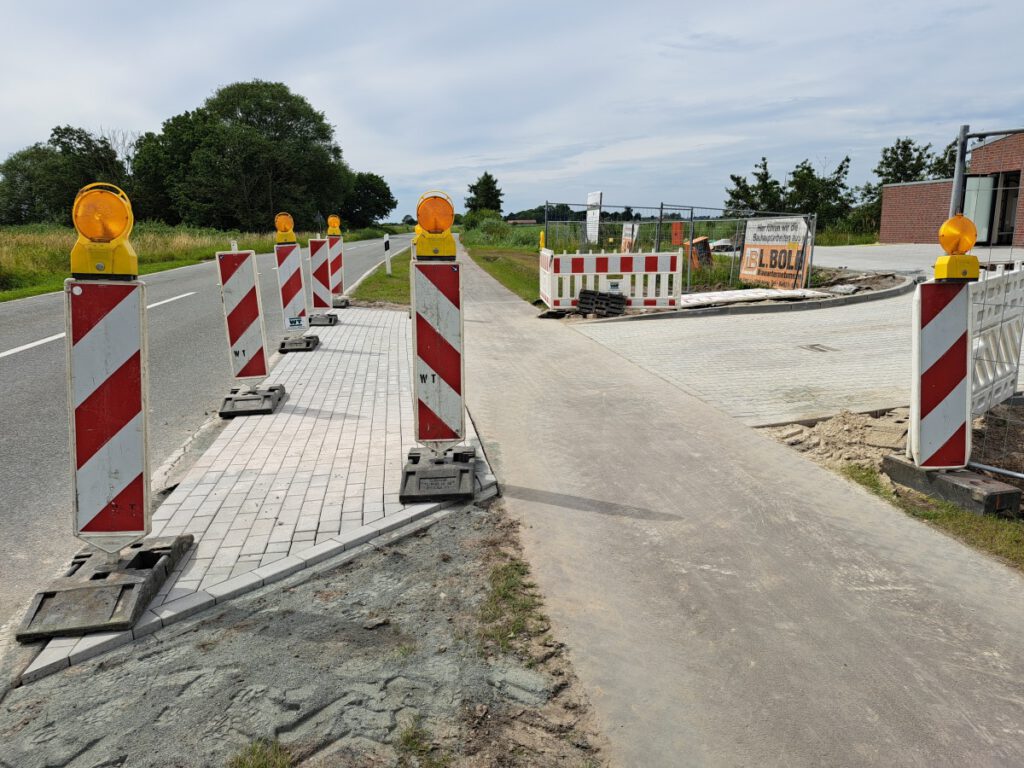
0,292,196,360
146,291,195,309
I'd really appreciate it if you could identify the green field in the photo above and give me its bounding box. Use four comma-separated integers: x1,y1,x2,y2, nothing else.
0,222,404,302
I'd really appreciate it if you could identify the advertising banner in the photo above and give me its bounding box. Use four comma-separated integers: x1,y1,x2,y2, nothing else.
739,217,812,288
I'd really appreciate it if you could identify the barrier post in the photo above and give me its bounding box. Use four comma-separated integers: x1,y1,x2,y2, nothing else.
384,233,392,276
216,248,285,417
909,214,980,468
399,191,475,503
65,183,151,555
273,212,320,352
326,214,348,307
307,235,339,327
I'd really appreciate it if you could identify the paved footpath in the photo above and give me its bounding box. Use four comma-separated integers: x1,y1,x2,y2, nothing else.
18,308,493,684
576,292,912,426
461,247,1024,766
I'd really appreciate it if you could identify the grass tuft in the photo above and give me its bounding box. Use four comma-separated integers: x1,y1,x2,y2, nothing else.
842,463,1024,569
479,557,543,654
226,739,292,768
397,717,451,768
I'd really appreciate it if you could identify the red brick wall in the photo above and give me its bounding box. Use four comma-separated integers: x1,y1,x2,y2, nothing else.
879,135,1024,245
970,135,1024,246
879,180,953,244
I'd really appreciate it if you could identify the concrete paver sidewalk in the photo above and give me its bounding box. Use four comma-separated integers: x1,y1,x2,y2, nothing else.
20,308,493,684
461,246,1024,766
576,293,913,425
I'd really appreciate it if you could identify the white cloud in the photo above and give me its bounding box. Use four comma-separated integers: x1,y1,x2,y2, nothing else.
2,0,1022,218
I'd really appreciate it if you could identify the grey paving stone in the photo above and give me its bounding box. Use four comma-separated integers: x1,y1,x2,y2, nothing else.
68,631,132,664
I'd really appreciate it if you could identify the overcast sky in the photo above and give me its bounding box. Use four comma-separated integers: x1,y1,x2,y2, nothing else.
3,0,1022,218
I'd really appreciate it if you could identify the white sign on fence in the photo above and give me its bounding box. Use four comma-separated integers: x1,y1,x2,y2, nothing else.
621,222,640,252
586,191,602,244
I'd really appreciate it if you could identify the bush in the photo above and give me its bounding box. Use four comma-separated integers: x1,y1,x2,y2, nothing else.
462,209,501,231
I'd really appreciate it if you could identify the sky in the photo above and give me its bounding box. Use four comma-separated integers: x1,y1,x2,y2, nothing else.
2,0,1023,219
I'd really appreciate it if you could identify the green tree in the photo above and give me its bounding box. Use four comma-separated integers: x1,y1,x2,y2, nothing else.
345,172,397,227
465,171,503,214
930,139,957,179
724,157,786,214
785,157,853,228
131,80,355,229
0,126,126,225
874,137,933,185
402,214,416,225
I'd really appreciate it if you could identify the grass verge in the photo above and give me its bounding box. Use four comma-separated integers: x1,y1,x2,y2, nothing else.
0,223,400,302
226,739,292,768
843,463,1024,570
349,247,411,304
465,246,540,304
478,555,544,655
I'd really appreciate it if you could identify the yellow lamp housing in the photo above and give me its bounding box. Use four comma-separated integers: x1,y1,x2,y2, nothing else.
70,183,138,278
934,214,980,282
326,214,341,236
414,191,456,259
275,212,297,244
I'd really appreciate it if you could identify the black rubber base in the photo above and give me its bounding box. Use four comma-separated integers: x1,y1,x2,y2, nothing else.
309,313,339,326
219,384,286,418
16,536,194,642
399,447,477,504
279,334,320,353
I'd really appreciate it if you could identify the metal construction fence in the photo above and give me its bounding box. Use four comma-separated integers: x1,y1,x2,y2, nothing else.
539,202,816,292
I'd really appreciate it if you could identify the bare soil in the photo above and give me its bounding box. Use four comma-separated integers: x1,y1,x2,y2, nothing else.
0,503,604,768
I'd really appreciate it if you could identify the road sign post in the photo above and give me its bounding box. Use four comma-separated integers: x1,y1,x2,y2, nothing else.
216,249,285,417
385,233,392,276
273,212,320,352
399,191,476,503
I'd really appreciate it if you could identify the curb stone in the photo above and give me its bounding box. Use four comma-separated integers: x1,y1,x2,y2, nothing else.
583,274,919,323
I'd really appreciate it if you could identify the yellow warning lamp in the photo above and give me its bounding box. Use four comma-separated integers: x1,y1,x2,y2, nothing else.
326,214,342,236
934,214,979,282
275,212,296,244
414,191,456,259
70,183,138,278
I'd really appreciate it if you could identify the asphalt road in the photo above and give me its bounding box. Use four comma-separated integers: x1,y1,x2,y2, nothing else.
0,234,411,627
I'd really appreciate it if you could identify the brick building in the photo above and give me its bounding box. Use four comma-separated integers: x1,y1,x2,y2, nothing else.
880,133,1024,246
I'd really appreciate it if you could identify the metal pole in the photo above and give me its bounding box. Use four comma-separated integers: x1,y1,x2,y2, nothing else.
655,203,663,252
728,219,739,285
686,207,694,292
804,214,817,289
544,200,549,248
949,124,970,218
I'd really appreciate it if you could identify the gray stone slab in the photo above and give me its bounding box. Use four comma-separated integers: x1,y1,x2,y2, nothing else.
252,555,305,585
207,572,265,603
68,631,132,665
154,591,215,624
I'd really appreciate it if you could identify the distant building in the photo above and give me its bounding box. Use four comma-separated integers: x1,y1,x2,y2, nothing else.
880,133,1023,246
506,219,538,225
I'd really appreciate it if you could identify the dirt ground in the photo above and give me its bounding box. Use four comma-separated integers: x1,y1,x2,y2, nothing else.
763,403,1024,491
0,503,604,768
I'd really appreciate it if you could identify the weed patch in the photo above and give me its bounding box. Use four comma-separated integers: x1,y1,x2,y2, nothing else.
226,739,292,768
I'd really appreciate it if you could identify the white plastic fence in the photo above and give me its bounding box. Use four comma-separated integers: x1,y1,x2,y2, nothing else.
539,248,682,309
971,263,1024,415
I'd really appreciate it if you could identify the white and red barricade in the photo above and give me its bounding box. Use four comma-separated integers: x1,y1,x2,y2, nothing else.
217,250,269,379
910,281,972,468
66,279,150,552
275,242,308,330
328,235,344,297
308,238,332,309
411,261,464,445
539,248,681,309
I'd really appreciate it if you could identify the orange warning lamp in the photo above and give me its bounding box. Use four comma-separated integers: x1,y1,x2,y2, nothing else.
326,214,341,236
70,183,138,278
414,191,456,259
275,212,296,244
934,214,979,281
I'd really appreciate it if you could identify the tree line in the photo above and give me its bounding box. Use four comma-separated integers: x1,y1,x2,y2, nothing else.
724,137,957,232
0,80,397,231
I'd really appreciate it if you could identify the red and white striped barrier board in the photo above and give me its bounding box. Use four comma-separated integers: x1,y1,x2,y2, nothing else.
539,248,680,309
65,279,150,552
308,238,332,309
411,261,464,445
910,282,972,468
217,250,269,379
275,242,308,331
328,235,344,296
